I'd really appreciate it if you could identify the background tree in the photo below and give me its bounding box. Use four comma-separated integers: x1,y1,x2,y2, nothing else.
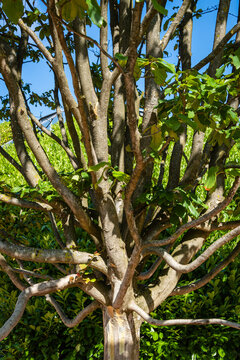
0,0,240,359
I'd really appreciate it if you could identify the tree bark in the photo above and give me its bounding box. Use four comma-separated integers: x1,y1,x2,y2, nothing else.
103,308,141,360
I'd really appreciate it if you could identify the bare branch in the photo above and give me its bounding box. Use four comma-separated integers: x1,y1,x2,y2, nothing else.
160,0,192,52
139,4,157,41
196,220,240,232
144,176,240,248
0,237,108,275
170,241,240,296
59,17,124,75
0,275,81,341
208,0,231,77
18,19,54,64
0,146,25,177
124,163,145,247
46,295,99,327
113,245,141,309
0,254,26,291
0,193,53,212
147,226,240,274
48,211,65,249
27,111,79,170
12,268,54,281
193,21,240,71
100,0,110,79
129,301,240,330
0,290,29,341
137,256,163,281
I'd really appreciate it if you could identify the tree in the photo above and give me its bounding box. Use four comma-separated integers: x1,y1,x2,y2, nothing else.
0,0,240,358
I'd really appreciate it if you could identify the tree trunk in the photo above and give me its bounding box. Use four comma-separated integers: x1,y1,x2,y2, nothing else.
103,308,141,360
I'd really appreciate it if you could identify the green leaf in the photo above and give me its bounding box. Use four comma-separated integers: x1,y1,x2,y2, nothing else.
157,59,175,74
150,124,162,151
2,0,24,23
151,0,168,16
111,170,130,183
151,64,167,85
165,117,181,131
86,0,105,27
188,110,195,118
187,202,199,218
227,108,238,123
230,48,240,72
215,64,226,78
204,166,219,191
218,348,226,358
88,161,110,172
59,0,87,21
115,53,128,68
115,53,128,61
152,332,158,341
133,63,142,81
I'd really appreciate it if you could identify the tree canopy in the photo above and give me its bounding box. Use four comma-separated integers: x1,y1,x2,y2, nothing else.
0,0,240,359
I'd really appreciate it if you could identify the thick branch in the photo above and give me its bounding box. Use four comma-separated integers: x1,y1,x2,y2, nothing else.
0,290,30,341
0,238,108,275
113,245,141,309
0,193,53,212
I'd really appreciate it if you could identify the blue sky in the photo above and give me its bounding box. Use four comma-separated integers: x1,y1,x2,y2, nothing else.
0,0,239,120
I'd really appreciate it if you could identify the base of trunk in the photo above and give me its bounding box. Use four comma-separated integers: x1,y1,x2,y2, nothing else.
103,307,141,360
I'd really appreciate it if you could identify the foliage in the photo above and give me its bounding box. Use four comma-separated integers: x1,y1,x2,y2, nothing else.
0,122,12,146
0,0,240,359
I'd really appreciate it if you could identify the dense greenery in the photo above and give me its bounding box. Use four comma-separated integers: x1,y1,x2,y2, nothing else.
0,126,239,359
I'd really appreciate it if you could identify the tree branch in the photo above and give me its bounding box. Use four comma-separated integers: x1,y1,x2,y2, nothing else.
12,268,54,281
48,211,65,249
46,295,99,327
0,275,83,341
160,0,192,52
144,176,240,248
100,0,110,79
147,225,240,274
0,253,26,291
28,110,79,169
128,301,240,330
0,193,53,212
113,244,142,309
193,21,240,71
60,17,123,75
170,240,240,296
0,237,108,275
18,19,54,64
0,145,25,177
137,256,163,281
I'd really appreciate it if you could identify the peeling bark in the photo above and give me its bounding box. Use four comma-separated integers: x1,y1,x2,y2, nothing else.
103,308,141,360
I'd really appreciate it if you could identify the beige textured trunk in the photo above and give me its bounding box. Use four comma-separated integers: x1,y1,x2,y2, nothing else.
103,308,141,360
